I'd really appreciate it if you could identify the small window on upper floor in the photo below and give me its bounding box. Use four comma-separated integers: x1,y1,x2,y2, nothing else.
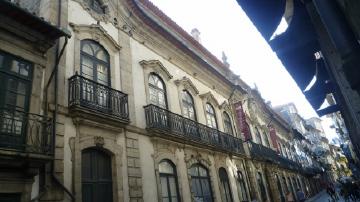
205,103,217,129
263,133,270,147
181,90,196,120
81,39,110,85
149,73,167,109
255,128,262,145
223,112,233,135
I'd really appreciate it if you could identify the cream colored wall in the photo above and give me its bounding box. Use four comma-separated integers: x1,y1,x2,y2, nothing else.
63,118,77,192
67,0,122,92
138,135,158,202
130,38,228,131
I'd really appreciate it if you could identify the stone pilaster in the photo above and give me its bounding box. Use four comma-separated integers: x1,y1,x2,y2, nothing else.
244,160,258,200
126,133,143,202
264,165,279,202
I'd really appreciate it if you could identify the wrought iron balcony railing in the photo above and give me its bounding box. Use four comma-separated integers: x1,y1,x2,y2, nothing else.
0,108,53,155
277,155,302,171
68,74,129,122
144,104,245,155
247,141,279,163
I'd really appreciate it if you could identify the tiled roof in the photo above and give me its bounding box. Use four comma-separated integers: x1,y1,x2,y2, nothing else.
0,0,70,40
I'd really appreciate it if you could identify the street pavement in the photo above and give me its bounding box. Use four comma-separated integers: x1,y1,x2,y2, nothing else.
306,190,347,202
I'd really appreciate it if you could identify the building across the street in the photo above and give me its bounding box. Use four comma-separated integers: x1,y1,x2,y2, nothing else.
0,0,345,201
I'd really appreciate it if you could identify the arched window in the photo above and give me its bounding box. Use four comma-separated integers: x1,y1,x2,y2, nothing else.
159,160,180,202
282,176,289,193
263,133,270,147
189,164,213,202
219,168,233,202
81,40,110,85
181,90,196,120
223,112,233,135
255,128,262,145
205,103,217,129
149,73,167,109
256,172,267,201
82,148,112,202
276,174,285,202
236,171,248,202
278,143,283,155
288,177,295,198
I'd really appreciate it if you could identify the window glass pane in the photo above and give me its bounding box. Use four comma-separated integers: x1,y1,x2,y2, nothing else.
82,43,93,55
156,79,164,90
81,57,94,79
19,63,29,77
160,177,168,197
169,177,178,197
201,179,210,195
159,161,174,174
97,63,108,85
10,60,20,74
5,92,17,106
189,166,197,176
199,166,207,177
7,78,17,91
96,50,108,62
16,95,25,109
17,82,26,95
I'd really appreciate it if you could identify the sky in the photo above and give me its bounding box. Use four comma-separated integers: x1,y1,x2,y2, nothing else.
149,0,338,141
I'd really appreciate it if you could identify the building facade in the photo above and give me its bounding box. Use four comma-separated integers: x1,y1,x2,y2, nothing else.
0,0,328,201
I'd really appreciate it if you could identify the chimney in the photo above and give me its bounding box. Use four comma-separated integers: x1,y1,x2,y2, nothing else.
191,28,201,43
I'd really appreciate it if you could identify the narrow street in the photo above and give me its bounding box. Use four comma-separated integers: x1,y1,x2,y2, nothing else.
306,190,348,202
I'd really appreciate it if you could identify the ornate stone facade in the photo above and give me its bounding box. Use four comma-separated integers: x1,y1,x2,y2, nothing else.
0,0,328,202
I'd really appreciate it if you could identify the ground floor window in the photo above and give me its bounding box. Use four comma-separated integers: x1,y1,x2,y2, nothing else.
82,148,113,202
237,171,248,202
159,160,180,202
219,168,233,202
256,172,267,201
189,164,213,202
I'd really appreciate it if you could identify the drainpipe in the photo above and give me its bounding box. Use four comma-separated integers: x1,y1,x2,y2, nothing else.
42,0,75,201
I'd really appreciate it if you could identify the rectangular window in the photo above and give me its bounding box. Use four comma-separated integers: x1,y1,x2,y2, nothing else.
0,51,32,149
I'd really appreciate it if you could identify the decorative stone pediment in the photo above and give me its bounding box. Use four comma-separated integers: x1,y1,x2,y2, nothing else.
73,0,112,23
139,60,173,81
200,92,220,107
174,76,199,95
185,152,212,169
69,23,121,51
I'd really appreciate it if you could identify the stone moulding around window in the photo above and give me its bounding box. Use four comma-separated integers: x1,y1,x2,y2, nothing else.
139,60,173,81
200,91,220,107
73,0,112,23
174,76,199,95
69,23,121,51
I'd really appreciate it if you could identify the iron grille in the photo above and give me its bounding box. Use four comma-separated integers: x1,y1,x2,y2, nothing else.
144,104,245,155
68,74,129,121
0,108,53,155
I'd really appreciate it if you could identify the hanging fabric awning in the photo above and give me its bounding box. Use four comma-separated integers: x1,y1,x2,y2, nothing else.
236,0,338,116
236,0,286,40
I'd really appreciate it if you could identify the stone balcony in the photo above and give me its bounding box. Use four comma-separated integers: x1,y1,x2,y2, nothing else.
144,104,246,155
